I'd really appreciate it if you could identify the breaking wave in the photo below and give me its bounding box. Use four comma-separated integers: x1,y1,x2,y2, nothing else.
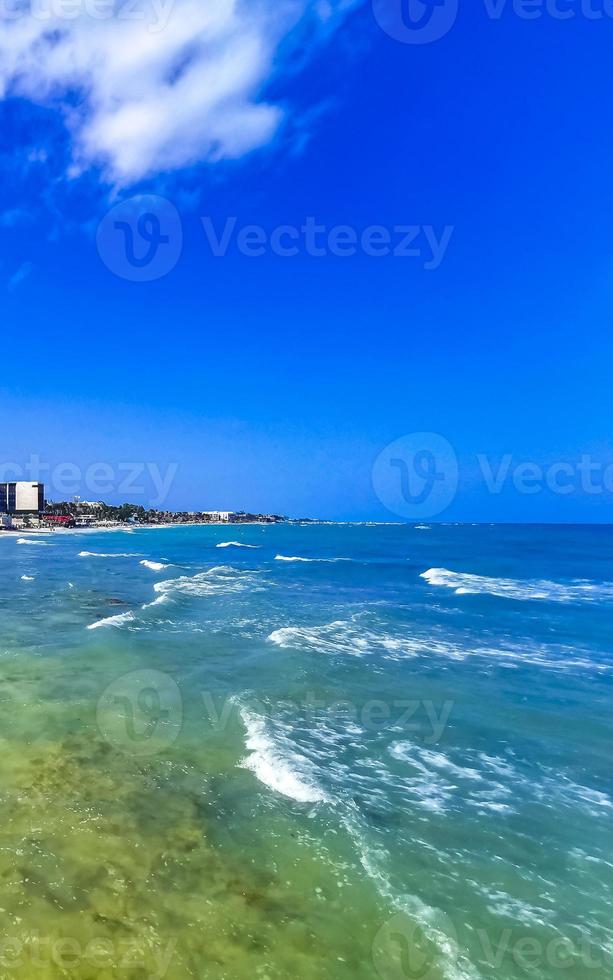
421,567,613,604
267,618,610,673
79,551,138,559
140,559,171,571
141,594,170,610
87,610,135,630
267,621,420,659
274,555,351,563
153,565,263,599
238,706,327,804
235,705,479,979
216,541,260,549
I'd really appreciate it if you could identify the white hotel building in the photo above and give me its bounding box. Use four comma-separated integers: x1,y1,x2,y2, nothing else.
0,482,45,517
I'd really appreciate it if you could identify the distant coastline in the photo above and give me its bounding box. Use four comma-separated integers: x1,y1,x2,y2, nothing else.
1,500,297,533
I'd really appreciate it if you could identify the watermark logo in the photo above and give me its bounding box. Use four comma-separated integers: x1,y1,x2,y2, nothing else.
373,910,459,980
0,935,176,977
0,0,175,30
372,433,459,519
0,456,179,508
97,194,182,282
373,0,613,43
200,217,454,269
372,913,611,978
97,669,183,756
372,0,459,43
96,211,454,277
373,437,613,519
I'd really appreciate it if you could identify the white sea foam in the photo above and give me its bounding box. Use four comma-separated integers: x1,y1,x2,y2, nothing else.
141,594,170,610
79,551,138,559
421,567,613,604
87,610,135,630
274,555,350,563
414,748,484,782
275,555,315,562
154,565,263,599
20,575,35,581
140,559,170,571
387,741,521,820
478,888,553,928
236,707,473,980
546,776,613,817
387,742,460,813
216,541,260,549
267,621,420,659
238,706,327,803
269,616,609,673
17,538,50,546
387,744,613,824
340,805,480,980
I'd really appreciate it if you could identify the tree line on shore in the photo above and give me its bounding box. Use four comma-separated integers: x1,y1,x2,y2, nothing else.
44,501,286,524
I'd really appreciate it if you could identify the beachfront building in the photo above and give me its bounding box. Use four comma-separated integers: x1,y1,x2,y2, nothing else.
203,511,235,522
0,482,45,516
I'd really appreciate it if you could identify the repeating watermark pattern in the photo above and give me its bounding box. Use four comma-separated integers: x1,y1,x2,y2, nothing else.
0,456,178,507
373,910,459,980
0,936,176,977
96,195,183,282
373,435,613,518
203,693,454,744
373,433,459,520
95,673,454,757
372,910,611,979
96,196,454,281
0,0,174,30
373,0,613,43
482,0,613,21
372,0,460,44
96,669,183,756
200,217,454,268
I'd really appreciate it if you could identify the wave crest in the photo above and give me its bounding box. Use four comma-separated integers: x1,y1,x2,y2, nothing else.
154,565,264,599
421,567,613,604
216,541,260,549
238,706,327,804
87,611,135,630
140,560,171,571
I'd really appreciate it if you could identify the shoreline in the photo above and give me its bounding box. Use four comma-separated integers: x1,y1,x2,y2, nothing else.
1,520,406,537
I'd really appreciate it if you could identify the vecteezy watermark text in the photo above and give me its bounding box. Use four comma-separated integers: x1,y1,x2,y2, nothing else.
96,670,455,757
372,910,611,980
372,0,613,45
0,0,174,30
0,935,176,977
202,692,454,744
200,217,454,268
373,435,613,518
96,195,455,281
0,456,178,508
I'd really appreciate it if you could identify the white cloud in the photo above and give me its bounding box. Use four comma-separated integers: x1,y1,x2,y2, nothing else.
7,260,34,290
0,0,357,185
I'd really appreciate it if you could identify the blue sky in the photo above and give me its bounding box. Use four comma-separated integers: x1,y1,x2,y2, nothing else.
1,0,613,521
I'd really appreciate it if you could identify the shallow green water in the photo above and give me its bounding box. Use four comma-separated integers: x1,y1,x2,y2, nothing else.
0,524,611,979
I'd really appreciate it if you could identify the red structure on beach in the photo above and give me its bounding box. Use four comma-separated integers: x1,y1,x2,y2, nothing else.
42,515,76,528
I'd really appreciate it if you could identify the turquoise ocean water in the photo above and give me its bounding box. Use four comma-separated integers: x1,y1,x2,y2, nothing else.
0,523,611,979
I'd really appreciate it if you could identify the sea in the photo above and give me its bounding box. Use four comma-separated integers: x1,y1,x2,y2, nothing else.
0,522,611,980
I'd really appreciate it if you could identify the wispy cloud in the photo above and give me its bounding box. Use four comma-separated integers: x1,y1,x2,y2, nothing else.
0,0,359,187
0,209,31,228
7,261,34,291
